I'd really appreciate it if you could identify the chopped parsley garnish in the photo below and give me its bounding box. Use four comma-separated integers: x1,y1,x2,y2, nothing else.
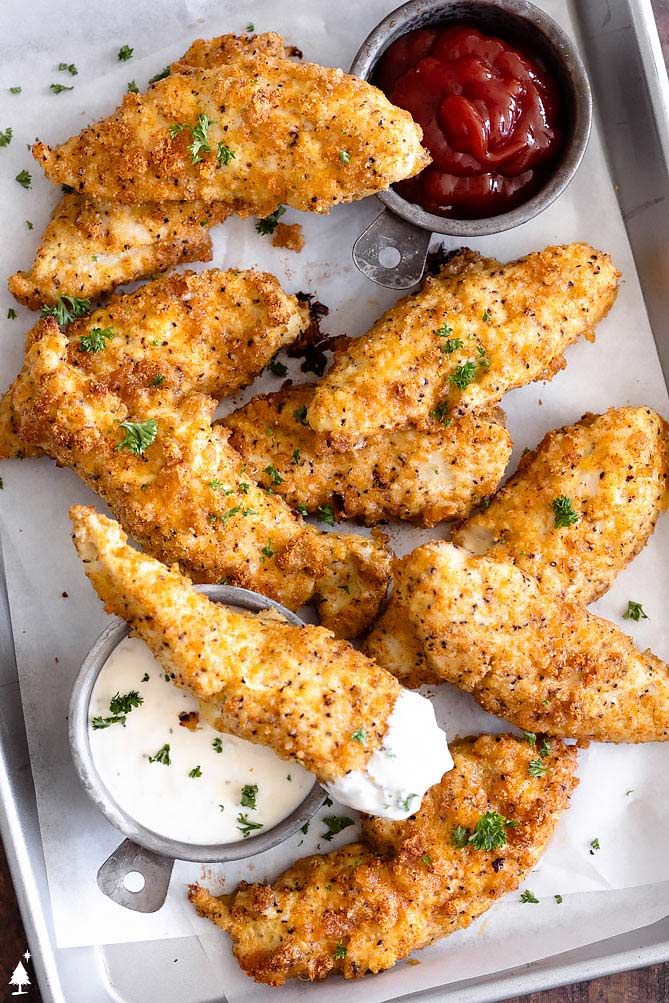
468,811,515,851
339,149,350,164
7,309,16,320
216,142,235,166
127,80,139,93
624,600,648,621
117,418,158,455
26,220,33,229
237,813,263,838
40,295,90,325
269,358,287,377
9,87,21,95
189,765,202,778
109,690,143,715
118,45,134,61
208,479,226,491
322,815,354,841
240,783,258,809
141,673,149,682
554,894,563,904
91,689,143,729
246,23,255,32
523,731,537,746
293,404,308,425
449,360,478,390
316,503,335,526
149,65,171,84
189,113,214,163
435,322,453,338
538,738,552,759
238,481,250,494
50,83,73,94
451,825,469,849
520,889,539,904
79,326,114,353
430,401,450,426
256,205,286,235
333,944,347,959
292,448,301,464
261,540,274,558
91,714,127,730
296,503,309,517
552,495,579,528
589,837,600,854
421,853,432,865
441,338,463,354
16,170,32,189
0,128,13,148
350,728,366,744
213,737,223,753
482,309,491,322
58,62,78,76
400,793,417,812
152,374,165,386
148,743,171,765
528,758,547,778
264,464,283,485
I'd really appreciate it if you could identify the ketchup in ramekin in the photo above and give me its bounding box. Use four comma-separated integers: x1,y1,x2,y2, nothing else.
374,24,563,219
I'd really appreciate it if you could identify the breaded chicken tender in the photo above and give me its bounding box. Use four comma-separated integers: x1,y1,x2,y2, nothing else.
33,34,429,212
308,245,619,447
365,542,669,742
0,268,309,460
189,734,578,985
224,383,512,526
69,506,401,785
453,407,669,604
8,194,228,310
6,327,390,636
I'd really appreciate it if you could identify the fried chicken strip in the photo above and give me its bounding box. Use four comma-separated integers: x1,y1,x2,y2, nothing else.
7,327,390,636
224,384,512,526
70,506,450,811
8,194,228,310
307,244,619,447
366,542,669,742
189,734,578,985
33,34,429,211
0,268,309,460
453,407,669,604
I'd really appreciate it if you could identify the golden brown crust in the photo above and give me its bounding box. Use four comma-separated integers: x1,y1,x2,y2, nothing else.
224,384,512,526
6,326,390,637
8,194,228,309
189,734,578,984
308,244,620,446
69,506,400,782
33,35,429,212
453,407,669,603
365,542,669,742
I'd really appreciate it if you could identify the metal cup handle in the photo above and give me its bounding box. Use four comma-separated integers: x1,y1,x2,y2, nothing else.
352,207,432,289
97,838,174,913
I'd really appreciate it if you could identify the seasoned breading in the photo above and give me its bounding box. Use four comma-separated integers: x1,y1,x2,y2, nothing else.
366,542,669,742
70,506,400,784
0,268,309,459
6,326,390,637
189,734,578,985
224,384,512,526
308,244,619,447
453,407,669,604
33,35,429,212
174,31,291,69
7,195,228,310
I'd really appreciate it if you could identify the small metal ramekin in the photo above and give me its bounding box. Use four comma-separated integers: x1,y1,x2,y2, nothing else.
69,585,323,912
350,0,593,287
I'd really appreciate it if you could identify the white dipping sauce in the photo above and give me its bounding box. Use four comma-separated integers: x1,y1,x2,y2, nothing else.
89,636,314,845
324,689,454,820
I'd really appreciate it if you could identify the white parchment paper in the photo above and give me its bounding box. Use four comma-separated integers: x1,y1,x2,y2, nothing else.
1,0,669,997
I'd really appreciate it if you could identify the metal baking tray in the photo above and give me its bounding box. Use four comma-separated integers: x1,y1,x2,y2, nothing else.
2,0,669,1000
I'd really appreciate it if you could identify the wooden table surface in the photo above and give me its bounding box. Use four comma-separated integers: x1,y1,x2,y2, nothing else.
3,1,669,1001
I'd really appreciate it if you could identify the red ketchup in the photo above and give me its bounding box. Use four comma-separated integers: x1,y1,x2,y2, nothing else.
374,25,563,218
